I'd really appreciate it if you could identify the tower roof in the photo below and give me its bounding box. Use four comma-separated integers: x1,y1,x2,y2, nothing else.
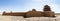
32,9,36,11
43,5,51,11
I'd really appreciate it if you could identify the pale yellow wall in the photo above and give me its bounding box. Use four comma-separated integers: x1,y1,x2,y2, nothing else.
0,13,59,21
0,16,12,21
0,16,24,21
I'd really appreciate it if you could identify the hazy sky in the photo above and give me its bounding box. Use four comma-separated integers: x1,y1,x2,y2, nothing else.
0,0,60,13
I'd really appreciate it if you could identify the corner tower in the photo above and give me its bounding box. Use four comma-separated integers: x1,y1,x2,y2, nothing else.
43,5,51,11
43,5,55,17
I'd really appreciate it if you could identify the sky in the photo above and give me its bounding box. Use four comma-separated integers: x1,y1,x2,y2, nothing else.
0,0,60,14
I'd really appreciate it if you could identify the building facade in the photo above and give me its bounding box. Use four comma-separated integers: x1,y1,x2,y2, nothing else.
2,5,55,18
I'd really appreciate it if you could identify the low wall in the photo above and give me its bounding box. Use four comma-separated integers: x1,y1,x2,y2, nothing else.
25,17,56,21
0,16,24,21
0,16,60,21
